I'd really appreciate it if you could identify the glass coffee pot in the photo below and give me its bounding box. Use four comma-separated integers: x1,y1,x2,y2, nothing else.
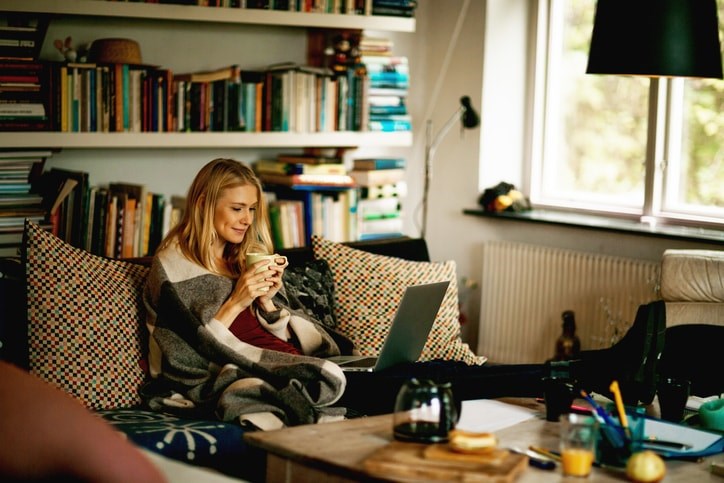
393,378,458,443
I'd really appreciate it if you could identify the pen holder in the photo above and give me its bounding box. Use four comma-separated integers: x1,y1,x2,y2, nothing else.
595,407,645,467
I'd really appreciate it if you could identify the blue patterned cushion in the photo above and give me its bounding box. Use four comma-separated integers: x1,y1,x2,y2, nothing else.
97,408,256,479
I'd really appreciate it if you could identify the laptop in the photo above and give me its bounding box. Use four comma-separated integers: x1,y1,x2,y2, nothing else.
327,280,450,372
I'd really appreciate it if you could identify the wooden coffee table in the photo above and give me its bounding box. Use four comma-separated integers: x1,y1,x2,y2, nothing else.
244,399,721,482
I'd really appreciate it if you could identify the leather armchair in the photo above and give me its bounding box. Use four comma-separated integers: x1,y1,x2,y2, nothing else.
658,249,724,396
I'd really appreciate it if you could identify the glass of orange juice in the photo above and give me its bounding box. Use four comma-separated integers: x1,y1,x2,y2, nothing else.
559,413,598,477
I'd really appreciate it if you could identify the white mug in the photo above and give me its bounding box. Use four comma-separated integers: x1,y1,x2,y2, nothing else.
245,253,287,291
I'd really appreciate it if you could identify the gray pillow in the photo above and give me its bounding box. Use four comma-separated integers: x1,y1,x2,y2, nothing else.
282,259,338,329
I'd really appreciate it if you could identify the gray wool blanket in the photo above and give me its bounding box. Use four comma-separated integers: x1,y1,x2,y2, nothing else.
142,242,349,430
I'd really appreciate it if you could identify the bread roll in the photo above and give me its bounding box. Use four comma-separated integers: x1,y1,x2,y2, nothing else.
448,429,497,453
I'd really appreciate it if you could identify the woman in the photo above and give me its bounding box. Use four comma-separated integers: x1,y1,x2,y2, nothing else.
143,158,353,430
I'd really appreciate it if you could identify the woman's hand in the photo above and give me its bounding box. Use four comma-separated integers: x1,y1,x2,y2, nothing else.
256,255,289,309
215,257,287,326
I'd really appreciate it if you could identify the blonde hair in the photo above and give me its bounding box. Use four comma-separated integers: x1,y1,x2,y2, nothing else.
158,158,273,276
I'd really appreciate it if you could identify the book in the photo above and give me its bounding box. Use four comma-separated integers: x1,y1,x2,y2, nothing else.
253,159,347,176
0,193,42,208
357,197,401,219
352,158,406,171
358,216,404,238
174,65,241,85
349,168,405,186
259,172,355,187
368,116,412,132
105,193,117,258
276,154,343,165
359,181,408,199
40,168,88,247
0,15,49,60
147,192,166,255
90,187,108,256
267,200,285,250
363,55,409,89
109,182,147,258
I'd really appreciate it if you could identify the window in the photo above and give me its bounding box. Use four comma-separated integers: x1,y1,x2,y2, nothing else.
529,0,724,228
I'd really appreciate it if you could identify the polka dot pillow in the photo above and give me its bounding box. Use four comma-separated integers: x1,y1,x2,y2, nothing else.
312,235,485,365
24,220,149,410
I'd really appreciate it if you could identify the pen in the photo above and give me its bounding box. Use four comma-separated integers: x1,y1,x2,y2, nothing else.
609,380,631,438
528,445,562,462
580,390,625,447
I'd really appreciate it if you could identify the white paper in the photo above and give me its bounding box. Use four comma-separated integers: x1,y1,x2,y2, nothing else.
456,399,536,433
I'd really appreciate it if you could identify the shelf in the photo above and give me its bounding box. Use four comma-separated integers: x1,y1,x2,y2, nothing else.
0,131,413,149
2,0,416,32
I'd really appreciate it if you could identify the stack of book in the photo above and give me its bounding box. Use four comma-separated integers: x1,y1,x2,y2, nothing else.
255,152,357,247
0,15,51,132
174,64,263,132
254,153,354,188
0,15,48,62
349,157,406,240
360,36,411,132
371,0,417,17
0,150,51,256
0,60,51,132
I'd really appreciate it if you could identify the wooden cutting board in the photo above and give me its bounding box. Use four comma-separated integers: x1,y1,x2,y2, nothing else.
363,441,528,482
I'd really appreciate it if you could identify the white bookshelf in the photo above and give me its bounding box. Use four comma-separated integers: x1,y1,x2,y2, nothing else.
2,0,415,32
2,0,415,149
0,131,412,149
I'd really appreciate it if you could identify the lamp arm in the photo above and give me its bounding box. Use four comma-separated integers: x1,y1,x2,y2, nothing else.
426,105,466,161
421,106,465,238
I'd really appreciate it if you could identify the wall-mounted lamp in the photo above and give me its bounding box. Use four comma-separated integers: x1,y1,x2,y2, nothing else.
586,0,723,79
421,96,480,239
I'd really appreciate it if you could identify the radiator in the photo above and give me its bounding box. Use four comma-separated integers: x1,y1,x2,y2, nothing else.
477,241,660,364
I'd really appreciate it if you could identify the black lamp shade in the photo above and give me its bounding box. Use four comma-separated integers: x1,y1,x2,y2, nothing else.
587,0,723,79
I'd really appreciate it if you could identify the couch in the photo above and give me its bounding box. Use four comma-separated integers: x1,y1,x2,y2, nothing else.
656,249,724,397
0,222,482,481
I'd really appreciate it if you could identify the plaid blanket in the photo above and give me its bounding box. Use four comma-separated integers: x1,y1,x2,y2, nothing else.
142,243,348,430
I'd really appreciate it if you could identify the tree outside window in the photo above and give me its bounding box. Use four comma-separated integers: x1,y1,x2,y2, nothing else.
531,0,724,227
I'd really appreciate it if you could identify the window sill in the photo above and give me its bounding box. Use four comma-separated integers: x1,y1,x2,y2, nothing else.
462,208,724,246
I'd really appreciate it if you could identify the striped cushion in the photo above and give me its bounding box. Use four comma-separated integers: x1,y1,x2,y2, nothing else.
312,236,484,365
24,221,148,410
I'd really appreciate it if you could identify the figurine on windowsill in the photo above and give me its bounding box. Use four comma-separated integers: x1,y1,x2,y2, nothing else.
478,181,531,213
554,310,581,361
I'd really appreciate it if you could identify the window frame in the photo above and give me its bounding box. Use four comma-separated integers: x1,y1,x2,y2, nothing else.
526,0,724,230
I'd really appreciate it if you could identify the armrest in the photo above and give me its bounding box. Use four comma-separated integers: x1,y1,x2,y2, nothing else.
660,249,724,302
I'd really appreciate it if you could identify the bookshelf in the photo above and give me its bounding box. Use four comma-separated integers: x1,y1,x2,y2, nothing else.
1,0,415,32
0,0,416,253
0,0,415,149
0,131,412,149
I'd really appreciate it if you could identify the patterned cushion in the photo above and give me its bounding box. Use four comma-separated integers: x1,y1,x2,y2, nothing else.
97,408,254,480
282,259,338,329
24,221,149,410
311,236,485,365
